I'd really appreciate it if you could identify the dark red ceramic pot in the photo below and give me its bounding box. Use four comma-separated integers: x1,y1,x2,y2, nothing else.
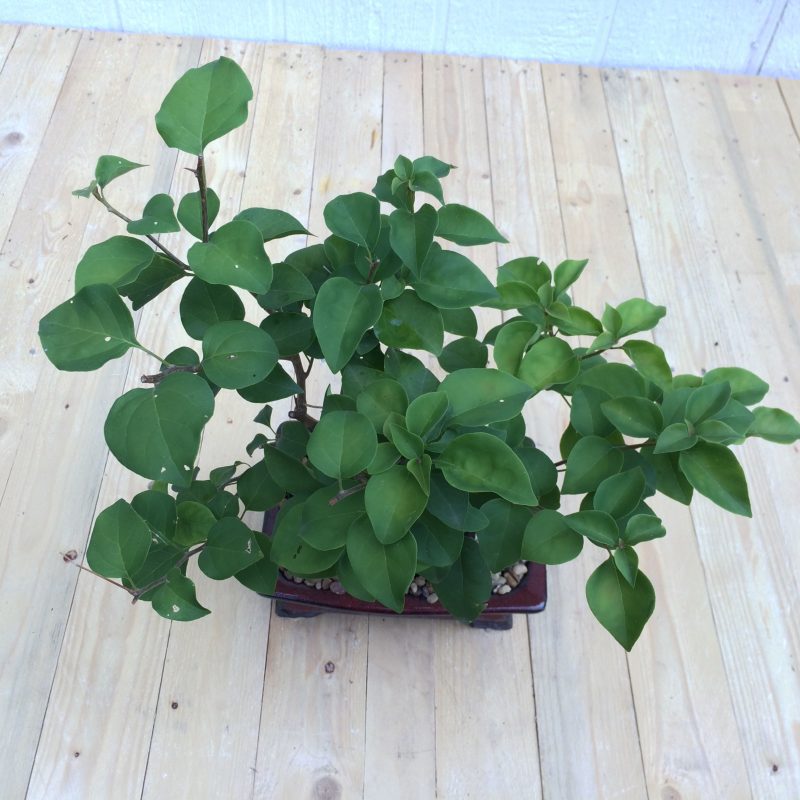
261,507,547,630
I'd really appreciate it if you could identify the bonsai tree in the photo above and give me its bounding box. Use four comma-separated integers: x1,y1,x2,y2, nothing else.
39,57,800,650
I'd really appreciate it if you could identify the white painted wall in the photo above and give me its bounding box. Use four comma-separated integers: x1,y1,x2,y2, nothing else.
1,0,798,76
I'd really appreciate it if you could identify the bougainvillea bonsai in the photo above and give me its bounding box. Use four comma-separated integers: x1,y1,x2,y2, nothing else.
38,57,800,650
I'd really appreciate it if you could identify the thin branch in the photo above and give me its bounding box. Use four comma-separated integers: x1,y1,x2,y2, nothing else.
94,188,189,270
130,543,206,603
194,154,210,242
328,481,367,506
288,354,319,430
141,364,201,384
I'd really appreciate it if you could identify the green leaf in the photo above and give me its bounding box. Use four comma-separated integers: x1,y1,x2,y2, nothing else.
406,391,450,439
438,432,537,506
566,510,619,547
74,235,155,291
72,180,97,198
365,465,428,544
323,192,381,251
685,382,731,425
131,489,178,544
679,442,752,516
39,284,139,371
562,436,625,494
613,547,639,586
547,303,602,336
174,500,216,546
180,277,245,340
234,207,310,241
389,204,437,275
696,419,741,445
198,517,263,579
623,514,666,545
586,559,655,650
412,513,464,568
602,304,622,336
622,340,672,389
151,569,210,621
571,386,616,437
414,246,498,308
517,337,579,393
477,499,528,571
384,420,425,461
702,367,768,406
375,290,443,354
407,453,432,494
127,194,180,235
188,220,273,293
409,170,444,204
155,56,253,154
299,484,366,550
433,538,492,622
119,254,185,310
104,373,214,487
413,156,454,177
237,460,284,511
440,307,478,337
553,258,588,295
601,396,663,438
384,349,439,400
312,277,383,372
615,298,667,338
639,447,693,504
235,534,278,594
201,320,278,389
747,406,800,443
356,378,408,430
367,442,401,474
427,472,489,532
516,446,559,498
654,422,698,454
307,410,377,480
259,312,314,357
86,499,151,580
438,337,488,372
522,509,583,564
257,262,315,309
237,363,302,403
346,517,416,613
593,469,646,519
577,362,647,399
177,188,221,240
498,256,551,291
94,155,146,188
493,320,539,375
270,502,343,574
435,203,507,246
438,368,532,426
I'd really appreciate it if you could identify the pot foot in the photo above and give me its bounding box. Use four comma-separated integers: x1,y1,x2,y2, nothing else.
470,613,513,631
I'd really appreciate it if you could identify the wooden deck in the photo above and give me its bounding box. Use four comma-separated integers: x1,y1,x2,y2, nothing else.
1,24,798,799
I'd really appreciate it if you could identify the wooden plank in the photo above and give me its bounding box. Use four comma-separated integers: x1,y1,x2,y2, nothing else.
362,52,437,800
422,53,542,799
23,34,205,800
643,68,800,797
137,38,272,800
0,27,80,250
252,49,384,800
0,32,198,800
0,23,19,71
599,67,755,798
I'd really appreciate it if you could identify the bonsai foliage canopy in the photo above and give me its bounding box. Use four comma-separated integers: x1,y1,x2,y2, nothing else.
39,57,800,650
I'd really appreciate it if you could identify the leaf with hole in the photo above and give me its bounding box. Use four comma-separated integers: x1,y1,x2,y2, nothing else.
198,517,263,579
151,569,211,621
39,284,140,371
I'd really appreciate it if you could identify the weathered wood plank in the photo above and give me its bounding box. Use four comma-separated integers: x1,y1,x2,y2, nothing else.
423,53,542,799
23,34,204,800
252,49,384,800
650,68,800,797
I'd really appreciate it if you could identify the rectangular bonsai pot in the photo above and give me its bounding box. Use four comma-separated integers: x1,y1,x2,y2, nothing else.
261,508,547,629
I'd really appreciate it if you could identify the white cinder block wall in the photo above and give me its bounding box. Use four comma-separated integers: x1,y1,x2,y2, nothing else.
1,0,798,76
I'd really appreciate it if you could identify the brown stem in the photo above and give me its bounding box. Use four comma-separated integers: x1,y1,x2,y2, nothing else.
130,543,206,603
141,364,201,384
195,154,209,242
329,480,367,506
66,559,129,590
288,354,319,430
94,188,189,270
